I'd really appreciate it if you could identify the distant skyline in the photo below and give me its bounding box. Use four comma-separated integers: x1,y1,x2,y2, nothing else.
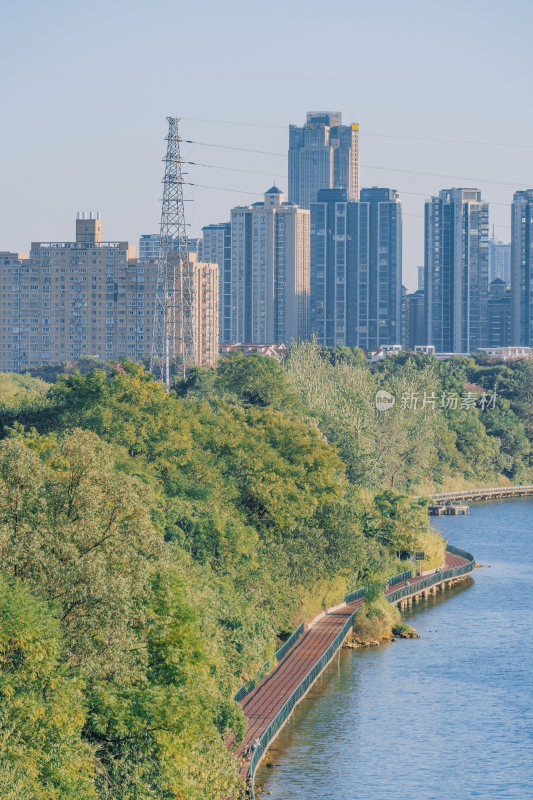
2,0,533,291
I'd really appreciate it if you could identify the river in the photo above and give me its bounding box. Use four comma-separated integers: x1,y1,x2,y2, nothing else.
255,497,533,799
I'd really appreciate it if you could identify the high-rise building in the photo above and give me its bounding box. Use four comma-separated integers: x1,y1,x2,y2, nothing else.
488,231,511,284
404,290,426,350
0,216,218,372
288,112,359,209
487,278,511,348
417,265,425,291
511,189,533,346
187,252,219,367
310,187,402,351
139,233,201,260
425,188,489,353
201,222,231,343
230,187,310,344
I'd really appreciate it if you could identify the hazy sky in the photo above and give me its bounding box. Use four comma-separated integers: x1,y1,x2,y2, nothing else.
2,0,532,290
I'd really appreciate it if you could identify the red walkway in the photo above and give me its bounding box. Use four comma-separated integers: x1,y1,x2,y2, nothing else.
231,551,470,777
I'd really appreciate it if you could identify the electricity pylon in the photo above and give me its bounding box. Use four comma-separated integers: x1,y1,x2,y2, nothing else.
150,117,194,390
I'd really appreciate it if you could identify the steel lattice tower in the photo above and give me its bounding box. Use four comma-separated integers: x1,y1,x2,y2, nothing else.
150,117,194,389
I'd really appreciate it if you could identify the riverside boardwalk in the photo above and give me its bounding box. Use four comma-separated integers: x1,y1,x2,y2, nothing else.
420,484,533,504
231,547,474,792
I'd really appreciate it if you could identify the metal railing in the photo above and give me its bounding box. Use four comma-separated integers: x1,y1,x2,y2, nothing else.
234,622,306,703
243,545,475,798
386,569,414,588
344,586,366,604
386,545,475,604
416,485,533,502
275,622,305,663
344,568,413,604
248,606,359,794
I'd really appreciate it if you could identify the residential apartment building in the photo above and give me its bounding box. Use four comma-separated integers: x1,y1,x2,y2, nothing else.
230,187,310,344
188,252,219,367
288,112,359,209
404,289,426,350
1,215,218,372
310,187,402,351
487,278,511,348
488,232,511,284
511,189,533,346
425,188,489,353
139,233,201,260
201,222,231,343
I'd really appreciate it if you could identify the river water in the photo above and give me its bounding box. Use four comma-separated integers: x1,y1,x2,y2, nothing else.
255,498,533,799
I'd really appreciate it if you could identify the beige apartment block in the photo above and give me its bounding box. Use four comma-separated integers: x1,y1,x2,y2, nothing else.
230,187,310,344
169,252,219,368
0,215,219,373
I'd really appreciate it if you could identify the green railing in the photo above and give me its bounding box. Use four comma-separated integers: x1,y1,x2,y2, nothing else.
416,484,533,502
234,622,306,703
275,622,305,663
247,605,360,796
344,568,413,604
386,545,474,604
386,568,414,588
344,586,366,604
243,545,475,798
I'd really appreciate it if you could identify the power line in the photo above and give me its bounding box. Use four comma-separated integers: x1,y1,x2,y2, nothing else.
184,139,282,157
184,181,511,230
186,181,264,196
184,139,532,189
185,160,284,179
182,116,533,150
186,159,512,206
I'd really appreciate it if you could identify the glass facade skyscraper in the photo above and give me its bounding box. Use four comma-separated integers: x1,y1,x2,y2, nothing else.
511,189,533,346
310,187,402,351
425,188,489,353
488,233,511,284
288,112,359,209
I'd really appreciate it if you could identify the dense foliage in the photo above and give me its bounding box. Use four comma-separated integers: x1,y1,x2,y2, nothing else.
0,348,530,797
286,343,533,491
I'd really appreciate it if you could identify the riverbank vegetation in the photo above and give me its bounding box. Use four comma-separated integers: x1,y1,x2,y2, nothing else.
0,348,530,797
351,590,401,645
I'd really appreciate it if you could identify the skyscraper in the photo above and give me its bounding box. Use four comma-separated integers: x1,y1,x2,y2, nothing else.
488,231,511,283
201,222,231,343
230,188,310,344
487,278,512,348
511,189,533,346
404,290,426,350
288,112,359,209
425,188,489,353
310,187,402,351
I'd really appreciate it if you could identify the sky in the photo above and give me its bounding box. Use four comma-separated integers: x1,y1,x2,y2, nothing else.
1,0,532,291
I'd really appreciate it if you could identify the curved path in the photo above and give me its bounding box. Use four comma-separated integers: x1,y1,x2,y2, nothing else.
231,550,470,784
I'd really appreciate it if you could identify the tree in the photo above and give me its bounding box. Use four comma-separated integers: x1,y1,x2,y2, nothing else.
214,352,298,410
0,573,96,800
0,427,162,680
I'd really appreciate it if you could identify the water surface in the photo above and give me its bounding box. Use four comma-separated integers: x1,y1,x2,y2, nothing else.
256,498,533,799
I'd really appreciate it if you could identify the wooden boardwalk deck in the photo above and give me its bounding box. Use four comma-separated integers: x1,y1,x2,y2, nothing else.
423,484,533,504
231,550,470,781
